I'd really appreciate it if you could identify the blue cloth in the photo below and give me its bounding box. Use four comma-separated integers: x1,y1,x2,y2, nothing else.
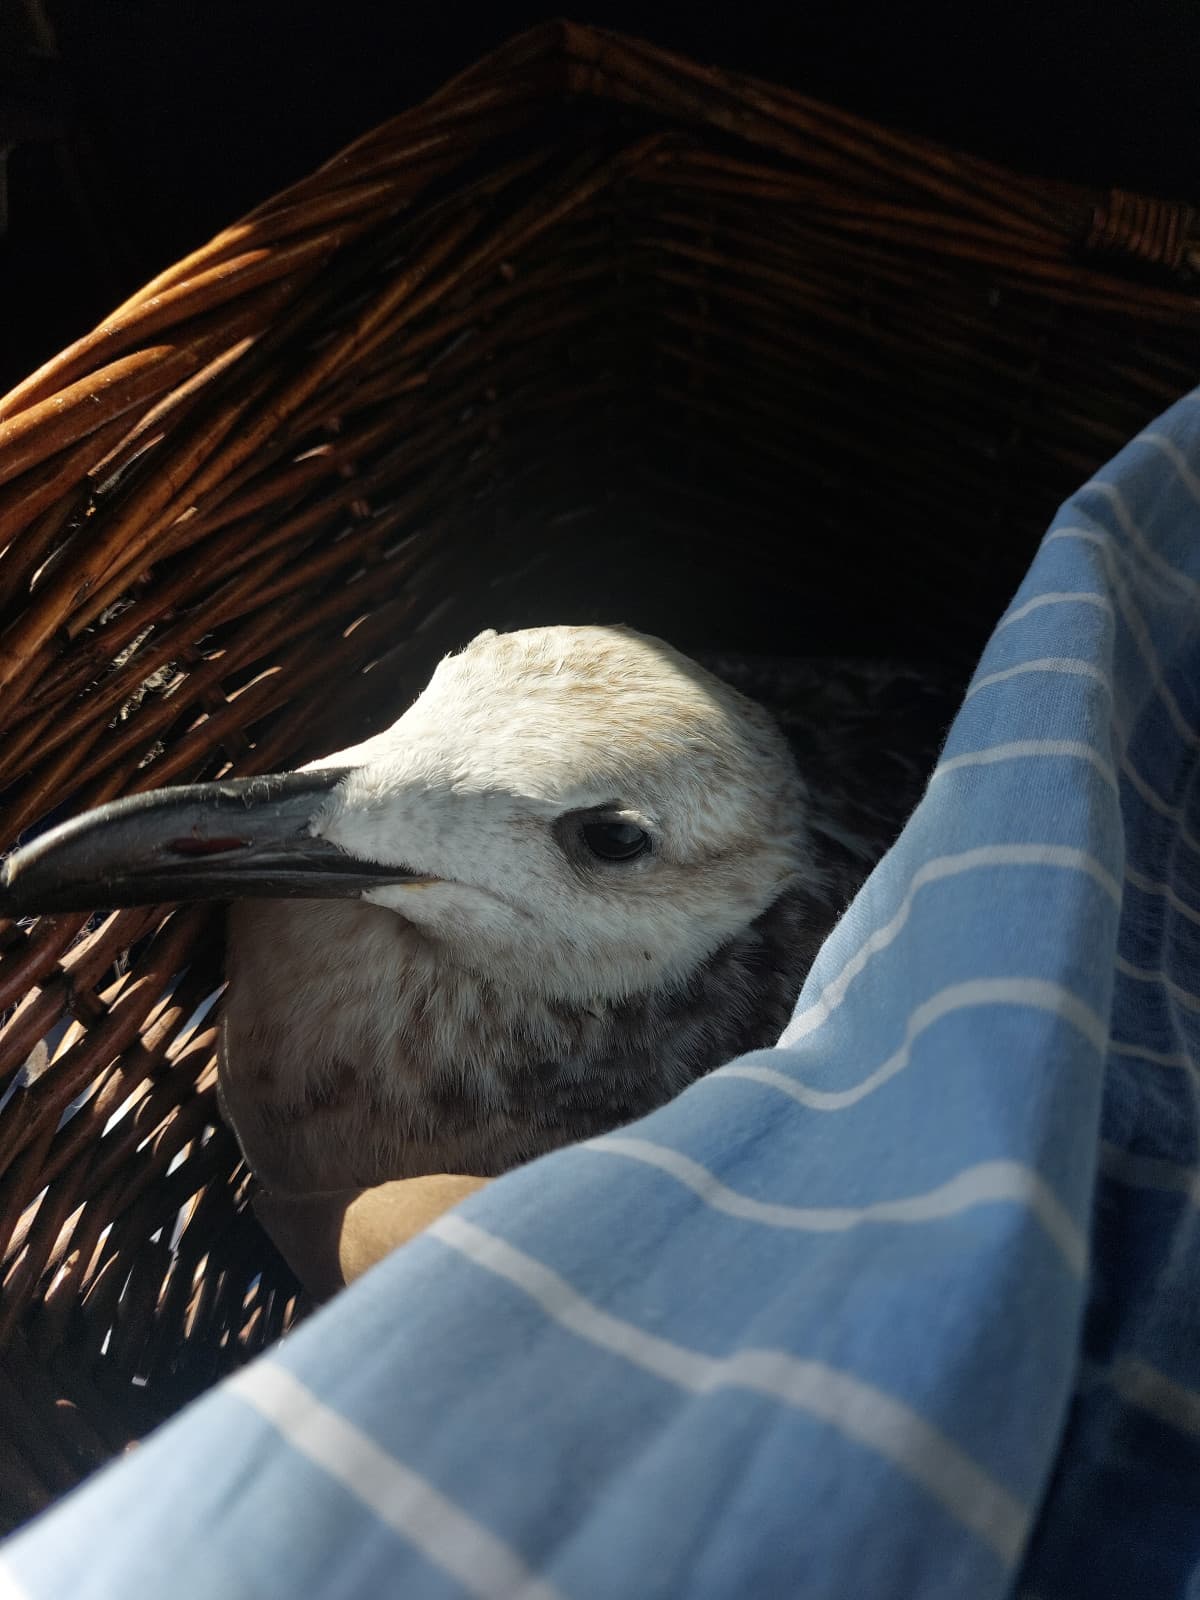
5,395,1200,1600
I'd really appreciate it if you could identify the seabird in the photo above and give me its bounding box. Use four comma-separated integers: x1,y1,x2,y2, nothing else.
0,626,950,1276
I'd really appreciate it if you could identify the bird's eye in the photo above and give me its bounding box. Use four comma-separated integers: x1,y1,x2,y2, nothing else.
580,821,651,862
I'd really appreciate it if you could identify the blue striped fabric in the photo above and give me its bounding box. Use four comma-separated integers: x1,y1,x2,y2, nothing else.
5,394,1200,1600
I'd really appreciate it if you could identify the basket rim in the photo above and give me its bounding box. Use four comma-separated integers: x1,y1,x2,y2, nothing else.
2,17,1198,437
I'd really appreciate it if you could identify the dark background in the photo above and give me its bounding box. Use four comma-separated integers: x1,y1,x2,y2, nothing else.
3,1,1200,393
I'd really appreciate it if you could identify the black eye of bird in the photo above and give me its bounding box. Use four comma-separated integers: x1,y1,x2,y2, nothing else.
580,820,651,862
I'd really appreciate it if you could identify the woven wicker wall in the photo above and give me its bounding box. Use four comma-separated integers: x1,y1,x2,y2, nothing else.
0,21,1197,1528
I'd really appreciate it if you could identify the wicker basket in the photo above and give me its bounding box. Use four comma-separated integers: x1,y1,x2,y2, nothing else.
0,18,1198,1529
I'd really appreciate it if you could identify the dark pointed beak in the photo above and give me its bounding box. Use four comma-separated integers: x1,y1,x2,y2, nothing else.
0,769,424,918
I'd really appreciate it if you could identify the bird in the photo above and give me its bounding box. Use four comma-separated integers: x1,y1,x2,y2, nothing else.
0,626,953,1280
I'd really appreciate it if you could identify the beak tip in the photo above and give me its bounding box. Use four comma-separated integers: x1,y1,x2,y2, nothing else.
0,848,80,922
0,859,38,922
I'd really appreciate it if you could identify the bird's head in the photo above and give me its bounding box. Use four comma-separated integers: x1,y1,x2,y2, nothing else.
1,626,811,1002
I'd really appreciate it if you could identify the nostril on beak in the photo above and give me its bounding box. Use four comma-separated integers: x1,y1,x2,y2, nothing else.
166,837,254,856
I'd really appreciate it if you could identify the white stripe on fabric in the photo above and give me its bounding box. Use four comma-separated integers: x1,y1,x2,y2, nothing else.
982,640,1200,870
1079,480,1200,603
587,1140,1087,1276
997,591,1113,629
1114,744,1200,863
782,847,1120,1046
227,1362,563,1600
429,1214,1032,1567
739,979,1106,1112
1109,1358,1200,1440
1115,956,1200,1015
1098,1143,1200,1205
932,741,1118,792
1137,431,1200,510
0,1565,32,1600
1124,865,1200,928
1108,1038,1197,1072
966,658,1113,699
1048,527,1200,751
